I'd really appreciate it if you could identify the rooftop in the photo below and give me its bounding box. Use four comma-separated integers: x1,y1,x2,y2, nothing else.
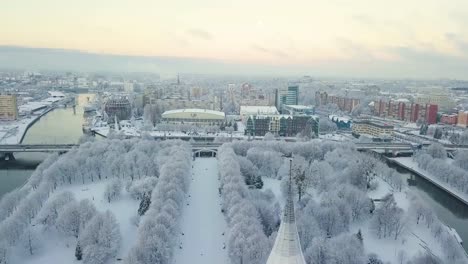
240,106,279,115
162,108,225,118
283,105,314,110
353,119,394,129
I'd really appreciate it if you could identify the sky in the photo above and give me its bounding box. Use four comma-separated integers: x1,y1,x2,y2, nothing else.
1,0,468,78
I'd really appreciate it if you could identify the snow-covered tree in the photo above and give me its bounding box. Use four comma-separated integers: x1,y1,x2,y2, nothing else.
104,179,123,203
36,191,75,228
57,201,81,238
137,193,151,216
371,195,406,239
20,227,41,256
425,143,447,159
454,150,468,171
318,118,338,133
305,234,365,264
263,132,275,141
129,177,158,200
79,211,121,264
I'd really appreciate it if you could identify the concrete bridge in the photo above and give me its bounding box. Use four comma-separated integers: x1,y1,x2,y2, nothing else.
1,141,464,160
0,142,224,160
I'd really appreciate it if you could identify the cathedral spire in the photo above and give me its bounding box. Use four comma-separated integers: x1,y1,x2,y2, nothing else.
266,157,306,264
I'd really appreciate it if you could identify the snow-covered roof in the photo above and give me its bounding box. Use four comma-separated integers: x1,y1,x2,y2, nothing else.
329,114,351,123
395,98,410,103
283,105,313,110
162,108,225,119
240,106,279,115
48,91,66,97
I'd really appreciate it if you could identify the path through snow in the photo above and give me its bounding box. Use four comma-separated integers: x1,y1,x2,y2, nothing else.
174,158,229,264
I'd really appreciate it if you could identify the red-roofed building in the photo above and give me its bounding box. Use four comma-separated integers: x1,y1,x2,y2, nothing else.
425,104,438,124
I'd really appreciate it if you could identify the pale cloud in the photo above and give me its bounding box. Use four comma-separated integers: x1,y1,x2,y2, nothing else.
1,0,468,78
186,29,213,41
445,33,468,55
251,44,288,58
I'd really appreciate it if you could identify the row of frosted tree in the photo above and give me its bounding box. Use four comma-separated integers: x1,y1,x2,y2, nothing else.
218,146,272,264
414,143,468,194
0,138,192,264
125,144,191,264
221,140,467,264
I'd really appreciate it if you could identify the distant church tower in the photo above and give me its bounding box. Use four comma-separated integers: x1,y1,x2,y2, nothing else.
266,159,306,264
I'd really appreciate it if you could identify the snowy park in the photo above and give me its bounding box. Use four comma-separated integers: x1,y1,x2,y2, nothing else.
174,158,229,264
0,138,467,264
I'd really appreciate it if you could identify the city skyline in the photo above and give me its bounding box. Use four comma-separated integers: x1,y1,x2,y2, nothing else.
1,0,468,78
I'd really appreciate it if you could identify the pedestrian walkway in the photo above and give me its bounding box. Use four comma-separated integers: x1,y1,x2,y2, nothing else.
174,158,229,264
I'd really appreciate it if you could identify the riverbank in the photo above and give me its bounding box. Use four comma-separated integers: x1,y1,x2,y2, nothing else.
0,103,61,144
388,157,468,206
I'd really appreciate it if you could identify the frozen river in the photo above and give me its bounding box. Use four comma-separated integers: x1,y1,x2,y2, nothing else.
0,94,94,198
174,158,230,264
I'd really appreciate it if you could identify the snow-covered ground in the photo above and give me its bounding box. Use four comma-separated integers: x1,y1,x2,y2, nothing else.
391,157,468,205
318,133,352,141
9,179,139,264
0,115,41,144
354,179,445,263
174,158,229,264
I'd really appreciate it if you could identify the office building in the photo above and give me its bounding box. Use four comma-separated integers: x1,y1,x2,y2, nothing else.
352,119,394,138
0,94,18,121
240,106,279,123
245,115,318,137
275,85,299,112
282,105,314,115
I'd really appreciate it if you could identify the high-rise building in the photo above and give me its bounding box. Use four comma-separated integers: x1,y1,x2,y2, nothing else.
373,100,438,124
275,85,299,112
425,104,438,124
0,94,18,121
457,110,468,128
286,85,299,105
328,95,360,112
315,91,328,106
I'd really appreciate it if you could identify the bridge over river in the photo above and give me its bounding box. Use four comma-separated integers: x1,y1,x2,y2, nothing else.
1,141,466,160
0,142,223,160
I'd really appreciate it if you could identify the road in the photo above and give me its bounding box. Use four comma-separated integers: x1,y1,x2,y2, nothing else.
174,158,229,264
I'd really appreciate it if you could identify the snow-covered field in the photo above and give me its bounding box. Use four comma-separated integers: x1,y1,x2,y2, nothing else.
9,179,139,264
0,139,193,264
0,115,44,144
174,158,229,264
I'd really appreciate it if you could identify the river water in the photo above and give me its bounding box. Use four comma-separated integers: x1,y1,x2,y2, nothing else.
0,96,467,252
0,93,94,197
391,163,468,252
